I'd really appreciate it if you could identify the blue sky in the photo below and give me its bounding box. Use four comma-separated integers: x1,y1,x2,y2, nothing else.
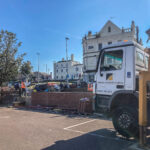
0,0,149,73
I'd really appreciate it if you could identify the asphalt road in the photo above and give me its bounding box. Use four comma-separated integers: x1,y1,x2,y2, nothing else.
0,107,136,150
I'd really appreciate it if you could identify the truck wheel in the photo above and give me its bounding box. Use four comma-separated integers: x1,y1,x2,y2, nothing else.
112,106,139,138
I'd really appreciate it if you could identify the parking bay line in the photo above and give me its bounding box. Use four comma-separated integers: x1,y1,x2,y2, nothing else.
64,119,133,143
64,119,97,130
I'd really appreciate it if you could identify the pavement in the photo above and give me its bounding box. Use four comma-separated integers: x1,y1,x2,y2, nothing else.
0,107,148,150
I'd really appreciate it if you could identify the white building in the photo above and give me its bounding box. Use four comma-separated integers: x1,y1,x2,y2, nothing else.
82,20,142,82
53,54,83,80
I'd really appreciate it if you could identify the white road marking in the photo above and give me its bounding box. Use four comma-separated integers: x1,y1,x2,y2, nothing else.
64,119,96,130
65,128,85,134
64,119,133,143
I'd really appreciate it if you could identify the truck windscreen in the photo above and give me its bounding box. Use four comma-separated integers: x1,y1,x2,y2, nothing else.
100,50,123,71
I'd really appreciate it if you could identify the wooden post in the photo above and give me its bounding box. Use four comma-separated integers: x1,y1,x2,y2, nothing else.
139,71,149,145
139,48,150,145
139,72,148,126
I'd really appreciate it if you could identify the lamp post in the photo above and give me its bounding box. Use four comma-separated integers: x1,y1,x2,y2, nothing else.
46,64,47,74
36,52,40,84
66,37,69,87
66,37,69,61
43,64,48,74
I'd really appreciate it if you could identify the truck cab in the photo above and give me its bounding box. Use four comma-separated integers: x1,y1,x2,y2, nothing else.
94,41,149,138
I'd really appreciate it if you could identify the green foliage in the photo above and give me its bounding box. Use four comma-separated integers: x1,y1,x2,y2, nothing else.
0,30,25,86
20,61,32,77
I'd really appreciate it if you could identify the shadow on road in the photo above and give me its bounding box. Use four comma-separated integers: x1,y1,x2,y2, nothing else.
2,106,149,148
41,128,134,150
12,106,109,120
147,129,150,146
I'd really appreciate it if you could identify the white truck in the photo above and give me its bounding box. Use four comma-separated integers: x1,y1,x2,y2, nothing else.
94,41,150,138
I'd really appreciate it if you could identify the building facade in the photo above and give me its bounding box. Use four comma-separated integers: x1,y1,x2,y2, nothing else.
82,20,142,82
53,54,83,80
32,72,52,82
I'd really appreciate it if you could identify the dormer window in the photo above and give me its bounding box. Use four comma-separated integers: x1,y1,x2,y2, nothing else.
88,46,94,49
108,26,111,32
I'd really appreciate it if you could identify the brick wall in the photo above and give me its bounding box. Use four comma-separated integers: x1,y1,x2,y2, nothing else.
0,90,17,104
31,92,93,113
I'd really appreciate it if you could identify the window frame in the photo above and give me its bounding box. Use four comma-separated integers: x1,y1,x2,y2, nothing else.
88,45,94,49
100,49,123,72
98,43,102,50
108,26,111,32
76,67,79,71
136,51,145,67
145,56,149,69
108,41,112,45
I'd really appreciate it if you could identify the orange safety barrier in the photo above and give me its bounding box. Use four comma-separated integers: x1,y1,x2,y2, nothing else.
48,83,56,86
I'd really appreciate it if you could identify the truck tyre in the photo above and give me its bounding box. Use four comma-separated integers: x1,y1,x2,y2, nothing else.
112,106,139,138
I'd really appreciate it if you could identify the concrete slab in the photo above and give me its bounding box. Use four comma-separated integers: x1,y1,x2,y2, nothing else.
0,107,137,150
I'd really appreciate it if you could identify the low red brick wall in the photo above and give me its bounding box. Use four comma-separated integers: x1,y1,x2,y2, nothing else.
31,92,93,113
0,90,18,104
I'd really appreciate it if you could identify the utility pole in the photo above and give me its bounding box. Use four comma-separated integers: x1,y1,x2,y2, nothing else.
36,52,40,84
66,37,69,87
66,37,69,60
46,64,47,74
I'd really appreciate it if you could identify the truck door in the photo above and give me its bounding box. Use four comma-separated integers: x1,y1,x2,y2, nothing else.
96,48,125,95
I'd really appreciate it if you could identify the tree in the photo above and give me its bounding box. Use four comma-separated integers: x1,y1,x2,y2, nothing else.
0,30,25,86
20,61,32,77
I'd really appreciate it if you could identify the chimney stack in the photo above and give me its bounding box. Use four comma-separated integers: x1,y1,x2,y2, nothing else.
136,26,139,43
88,31,92,36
